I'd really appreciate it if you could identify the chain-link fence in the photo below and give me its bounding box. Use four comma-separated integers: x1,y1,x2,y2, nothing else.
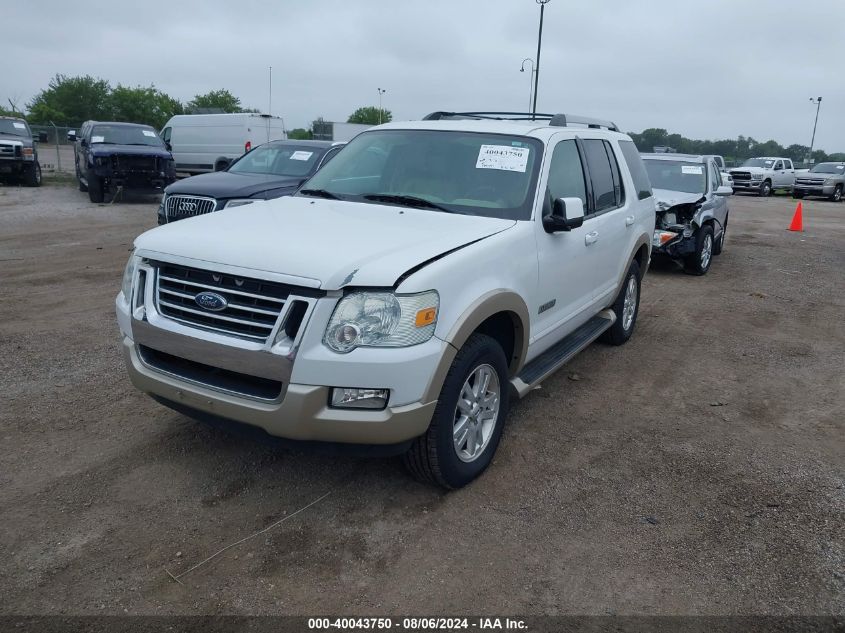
30,124,80,146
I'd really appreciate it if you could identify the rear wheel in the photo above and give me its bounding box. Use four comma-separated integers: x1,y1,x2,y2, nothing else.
759,181,772,197
600,260,641,346
403,333,509,489
24,162,41,187
831,184,843,202
87,169,104,203
684,225,714,275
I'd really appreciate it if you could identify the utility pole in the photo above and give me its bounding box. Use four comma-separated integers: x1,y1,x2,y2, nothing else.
808,96,822,165
377,88,387,124
532,0,551,120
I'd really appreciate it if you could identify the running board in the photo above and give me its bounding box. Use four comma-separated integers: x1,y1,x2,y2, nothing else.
511,309,615,398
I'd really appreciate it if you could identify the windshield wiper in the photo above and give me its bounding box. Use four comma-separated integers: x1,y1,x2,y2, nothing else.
299,188,342,200
362,193,453,213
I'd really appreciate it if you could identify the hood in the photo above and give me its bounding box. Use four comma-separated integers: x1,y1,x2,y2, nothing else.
89,143,171,158
652,188,705,212
135,196,516,290
730,166,766,175
165,171,304,199
0,135,27,145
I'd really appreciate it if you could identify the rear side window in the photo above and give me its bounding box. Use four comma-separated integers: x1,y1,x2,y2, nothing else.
618,140,652,201
547,139,587,208
583,139,623,212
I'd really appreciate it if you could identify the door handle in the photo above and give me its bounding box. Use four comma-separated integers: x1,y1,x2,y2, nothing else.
585,231,599,245
625,215,635,227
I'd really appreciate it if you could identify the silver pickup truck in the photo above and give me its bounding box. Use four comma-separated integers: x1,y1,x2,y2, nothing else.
729,157,795,196
793,162,845,202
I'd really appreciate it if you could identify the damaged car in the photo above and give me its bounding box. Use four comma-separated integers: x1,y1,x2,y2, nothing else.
642,153,732,275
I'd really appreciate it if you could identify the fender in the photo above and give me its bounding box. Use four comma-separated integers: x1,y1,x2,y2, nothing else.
421,290,530,403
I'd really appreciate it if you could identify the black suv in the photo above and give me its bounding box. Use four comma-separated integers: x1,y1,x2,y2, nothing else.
0,116,42,186
70,121,176,202
158,139,342,223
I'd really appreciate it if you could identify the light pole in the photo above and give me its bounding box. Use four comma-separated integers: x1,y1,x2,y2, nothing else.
808,96,822,165
520,58,535,114
377,88,387,124
532,0,551,120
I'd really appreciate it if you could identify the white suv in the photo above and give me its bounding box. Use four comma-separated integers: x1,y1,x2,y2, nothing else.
116,111,655,488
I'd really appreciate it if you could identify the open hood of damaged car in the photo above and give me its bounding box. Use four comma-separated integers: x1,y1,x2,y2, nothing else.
652,188,706,212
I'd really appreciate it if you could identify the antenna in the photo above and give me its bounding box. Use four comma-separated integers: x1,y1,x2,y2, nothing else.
268,66,272,116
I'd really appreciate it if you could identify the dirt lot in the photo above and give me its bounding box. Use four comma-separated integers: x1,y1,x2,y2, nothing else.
0,179,843,617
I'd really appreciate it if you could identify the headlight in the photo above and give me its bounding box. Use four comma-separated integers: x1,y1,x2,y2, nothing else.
121,253,140,302
324,291,439,353
824,178,836,185
751,173,763,180
22,147,34,160
224,199,257,209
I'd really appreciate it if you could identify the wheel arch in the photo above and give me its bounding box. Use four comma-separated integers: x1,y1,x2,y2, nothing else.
421,291,530,403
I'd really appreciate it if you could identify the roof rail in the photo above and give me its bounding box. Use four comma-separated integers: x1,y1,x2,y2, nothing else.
423,111,555,121
422,111,619,132
549,114,619,132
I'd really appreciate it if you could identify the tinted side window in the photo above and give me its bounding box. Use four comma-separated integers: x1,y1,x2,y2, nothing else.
618,140,652,201
604,141,624,207
774,161,783,170
547,139,587,209
582,139,617,212
785,159,793,170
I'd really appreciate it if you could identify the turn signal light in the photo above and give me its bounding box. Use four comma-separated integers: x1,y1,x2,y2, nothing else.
653,231,678,246
415,307,437,327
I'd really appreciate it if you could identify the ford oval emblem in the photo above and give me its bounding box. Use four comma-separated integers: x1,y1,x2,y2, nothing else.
194,291,228,312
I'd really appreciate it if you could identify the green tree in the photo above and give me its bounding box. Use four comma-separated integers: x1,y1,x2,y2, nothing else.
347,106,391,125
26,74,112,124
187,89,245,113
288,128,312,140
109,84,183,129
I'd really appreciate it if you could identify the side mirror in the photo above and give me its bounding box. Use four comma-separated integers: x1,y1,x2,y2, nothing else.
67,131,77,142
715,185,733,197
543,197,585,233
214,158,231,172
80,138,88,147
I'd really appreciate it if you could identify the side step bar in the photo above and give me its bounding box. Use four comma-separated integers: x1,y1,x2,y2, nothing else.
510,309,615,398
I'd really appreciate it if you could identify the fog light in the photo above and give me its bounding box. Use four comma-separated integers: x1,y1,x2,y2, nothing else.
330,387,389,410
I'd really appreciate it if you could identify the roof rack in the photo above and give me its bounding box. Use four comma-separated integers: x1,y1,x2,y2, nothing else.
422,111,619,132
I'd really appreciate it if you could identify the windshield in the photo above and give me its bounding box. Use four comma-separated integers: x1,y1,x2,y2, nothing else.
0,119,30,138
90,125,164,146
810,162,845,174
228,144,325,177
742,158,776,168
643,160,707,194
299,129,543,220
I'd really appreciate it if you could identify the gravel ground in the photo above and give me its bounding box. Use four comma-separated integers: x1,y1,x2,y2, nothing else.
0,180,842,617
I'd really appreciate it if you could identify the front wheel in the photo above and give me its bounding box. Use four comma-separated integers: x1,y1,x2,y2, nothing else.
684,225,714,276
793,190,805,199
24,162,42,187
759,181,772,197
87,169,104,203
831,185,843,202
600,260,641,346
403,333,510,489
712,217,728,256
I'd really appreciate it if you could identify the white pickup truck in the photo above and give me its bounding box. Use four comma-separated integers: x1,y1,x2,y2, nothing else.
116,111,655,488
729,157,795,196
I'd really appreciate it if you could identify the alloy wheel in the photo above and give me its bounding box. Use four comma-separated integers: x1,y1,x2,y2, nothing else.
453,364,501,463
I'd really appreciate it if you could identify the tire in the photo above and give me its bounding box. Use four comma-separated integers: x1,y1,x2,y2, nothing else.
831,184,843,203
24,162,41,187
402,333,510,489
793,190,804,199
599,260,641,346
684,225,714,276
712,216,728,256
759,181,772,197
87,170,104,203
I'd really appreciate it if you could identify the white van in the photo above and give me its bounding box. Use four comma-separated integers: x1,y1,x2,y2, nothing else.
160,113,286,175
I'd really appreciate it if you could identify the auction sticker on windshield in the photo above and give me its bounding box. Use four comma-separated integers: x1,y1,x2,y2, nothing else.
13,122,26,129
91,136,105,143
142,130,156,137
290,151,313,161
476,145,529,172
682,165,704,175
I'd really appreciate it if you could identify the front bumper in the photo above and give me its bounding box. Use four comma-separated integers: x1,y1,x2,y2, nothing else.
794,185,836,196
0,159,32,176
731,180,764,191
123,337,435,444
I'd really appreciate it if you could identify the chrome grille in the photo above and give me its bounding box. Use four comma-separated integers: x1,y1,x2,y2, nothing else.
730,171,751,182
796,178,825,185
154,262,289,342
164,195,217,221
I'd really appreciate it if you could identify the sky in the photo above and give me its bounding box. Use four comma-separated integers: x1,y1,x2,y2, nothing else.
5,0,844,152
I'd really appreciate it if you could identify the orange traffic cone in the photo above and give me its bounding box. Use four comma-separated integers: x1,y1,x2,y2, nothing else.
788,202,803,232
